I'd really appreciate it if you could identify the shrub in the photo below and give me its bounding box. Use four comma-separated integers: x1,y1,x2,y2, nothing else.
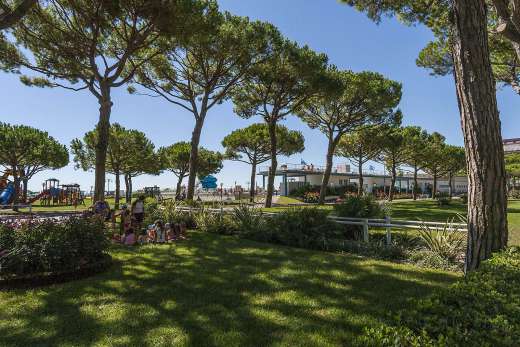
418,218,466,262
459,194,468,204
193,209,236,235
334,195,389,240
435,192,451,206
231,205,266,236
261,208,341,249
334,195,388,218
303,191,320,203
361,247,520,346
0,218,108,277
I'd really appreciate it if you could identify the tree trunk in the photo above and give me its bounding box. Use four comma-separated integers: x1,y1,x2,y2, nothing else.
432,174,438,199
124,174,131,203
22,178,28,202
94,88,112,201
114,170,120,209
250,160,257,203
448,172,454,198
389,164,396,201
319,137,337,205
452,0,508,272
176,175,184,198
413,165,419,200
265,120,278,208
357,156,364,196
128,176,133,201
186,117,204,201
12,172,20,209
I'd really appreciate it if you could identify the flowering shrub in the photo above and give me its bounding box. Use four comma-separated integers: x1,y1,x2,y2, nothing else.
303,191,320,203
0,217,108,277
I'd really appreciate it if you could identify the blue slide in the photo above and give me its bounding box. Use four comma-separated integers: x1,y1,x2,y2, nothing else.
0,182,14,205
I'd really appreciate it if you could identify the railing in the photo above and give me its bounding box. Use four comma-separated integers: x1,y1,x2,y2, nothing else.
173,206,468,244
0,204,85,224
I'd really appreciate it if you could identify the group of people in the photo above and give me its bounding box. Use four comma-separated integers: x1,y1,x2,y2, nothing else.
114,218,188,246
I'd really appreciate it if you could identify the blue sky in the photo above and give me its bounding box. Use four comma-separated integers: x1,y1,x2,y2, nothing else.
2,0,519,192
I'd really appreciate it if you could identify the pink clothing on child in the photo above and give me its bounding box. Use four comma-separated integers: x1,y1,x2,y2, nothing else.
123,233,136,245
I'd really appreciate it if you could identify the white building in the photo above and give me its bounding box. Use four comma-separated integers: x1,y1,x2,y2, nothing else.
258,163,468,196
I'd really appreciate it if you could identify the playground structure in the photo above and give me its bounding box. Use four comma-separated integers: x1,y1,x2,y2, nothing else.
200,175,218,189
0,170,15,205
34,178,84,206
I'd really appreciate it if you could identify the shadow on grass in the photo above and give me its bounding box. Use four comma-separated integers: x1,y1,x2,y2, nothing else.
0,233,458,347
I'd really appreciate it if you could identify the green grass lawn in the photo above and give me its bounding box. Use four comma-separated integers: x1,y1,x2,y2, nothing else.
390,199,520,246
0,232,458,347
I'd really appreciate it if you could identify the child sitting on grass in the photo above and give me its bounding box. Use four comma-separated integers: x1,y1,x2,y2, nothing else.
155,220,166,243
121,228,136,246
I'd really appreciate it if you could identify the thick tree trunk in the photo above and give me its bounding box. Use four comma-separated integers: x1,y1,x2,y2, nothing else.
357,157,364,196
448,172,454,198
114,171,120,209
128,176,133,201
265,120,278,208
176,175,184,198
124,174,131,203
432,174,438,199
452,0,508,272
186,117,204,201
319,138,337,205
413,166,419,200
22,178,28,202
250,160,257,203
94,89,112,202
389,165,396,201
12,173,20,209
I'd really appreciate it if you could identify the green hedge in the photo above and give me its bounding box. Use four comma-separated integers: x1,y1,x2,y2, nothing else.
362,247,520,346
0,217,109,277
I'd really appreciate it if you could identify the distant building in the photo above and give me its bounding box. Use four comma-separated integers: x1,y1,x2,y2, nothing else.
504,138,520,154
257,163,468,197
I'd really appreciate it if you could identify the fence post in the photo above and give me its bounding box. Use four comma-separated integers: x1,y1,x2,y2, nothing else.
363,219,369,242
385,215,392,245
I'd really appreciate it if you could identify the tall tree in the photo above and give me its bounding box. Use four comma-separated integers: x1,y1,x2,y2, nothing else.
0,0,36,30
377,126,407,201
297,67,402,204
336,127,385,196
10,0,201,201
71,123,159,207
341,0,508,272
232,40,330,207
421,132,448,199
222,123,305,202
129,5,277,201
402,126,430,200
159,142,223,196
0,122,68,205
442,145,466,197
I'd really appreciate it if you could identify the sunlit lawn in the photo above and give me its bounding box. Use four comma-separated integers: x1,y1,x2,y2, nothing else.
390,199,520,246
0,232,458,347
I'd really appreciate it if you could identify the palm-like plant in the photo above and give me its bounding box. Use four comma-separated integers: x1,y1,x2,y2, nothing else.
418,216,466,261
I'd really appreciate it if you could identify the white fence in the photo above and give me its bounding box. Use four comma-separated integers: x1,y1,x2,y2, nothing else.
174,206,468,244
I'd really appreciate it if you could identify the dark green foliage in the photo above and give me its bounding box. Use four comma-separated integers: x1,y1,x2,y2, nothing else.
435,192,451,206
194,210,236,235
362,247,520,346
334,195,387,218
0,218,108,277
230,205,266,236
260,208,341,249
